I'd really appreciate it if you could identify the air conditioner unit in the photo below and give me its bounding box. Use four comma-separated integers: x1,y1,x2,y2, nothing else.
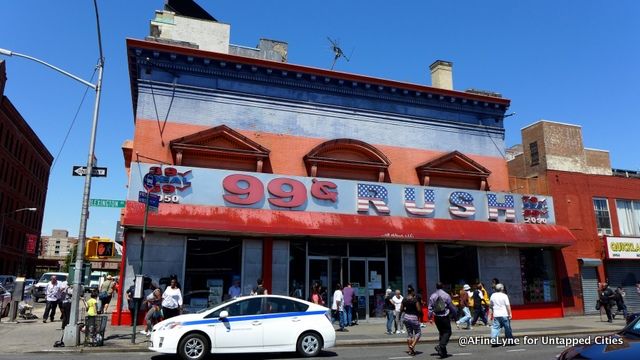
598,229,613,236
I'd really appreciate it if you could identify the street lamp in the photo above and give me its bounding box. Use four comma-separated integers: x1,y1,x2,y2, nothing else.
0,1,104,346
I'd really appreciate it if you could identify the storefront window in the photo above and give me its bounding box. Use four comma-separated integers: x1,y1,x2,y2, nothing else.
519,248,557,303
438,245,479,295
387,243,403,292
289,240,306,300
350,241,386,257
308,240,346,257
183,238,242,313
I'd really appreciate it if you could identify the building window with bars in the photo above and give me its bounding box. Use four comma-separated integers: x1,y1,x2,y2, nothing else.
529,141,539,166
593,198,612,235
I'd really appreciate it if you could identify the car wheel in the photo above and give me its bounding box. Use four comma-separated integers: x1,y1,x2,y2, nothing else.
297,331,323,357
2,303,9,318
178,333,210,360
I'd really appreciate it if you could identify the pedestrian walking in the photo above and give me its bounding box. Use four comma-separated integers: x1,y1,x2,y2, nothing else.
98,274,115,314
392,289,405,334
331,283,347,331
252,278,268,295
428,283,457,358
59,281,70,329
599,282,615,322
343,282,355,327
456,284,472,330
489,283,514,346
614,286,628,320
384,288,395,335
401,287,422,356
471,283,489,326
311,282,325,305
162,278,183,319
42,275,61,323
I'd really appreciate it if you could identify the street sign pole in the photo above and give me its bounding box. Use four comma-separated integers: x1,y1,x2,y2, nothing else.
132,175,154,343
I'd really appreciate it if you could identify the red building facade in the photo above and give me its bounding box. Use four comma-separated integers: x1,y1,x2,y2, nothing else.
509,121,640,316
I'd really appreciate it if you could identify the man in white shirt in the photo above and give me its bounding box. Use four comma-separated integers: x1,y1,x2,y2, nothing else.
42,275,61,323
489,283,514,346
391,290,405,334
331,283,347,331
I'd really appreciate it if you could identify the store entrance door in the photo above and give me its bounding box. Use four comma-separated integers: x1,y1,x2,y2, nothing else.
349,258,386,320
308,257,341,306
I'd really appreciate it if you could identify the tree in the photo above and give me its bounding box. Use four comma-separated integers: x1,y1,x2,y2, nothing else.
62,243,78,272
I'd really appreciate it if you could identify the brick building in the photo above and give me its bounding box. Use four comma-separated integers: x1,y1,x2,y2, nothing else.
508,120,640,315
0,60,53,277
115,1,575,324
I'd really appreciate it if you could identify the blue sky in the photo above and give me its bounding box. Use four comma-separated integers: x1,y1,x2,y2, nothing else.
1,1,639,238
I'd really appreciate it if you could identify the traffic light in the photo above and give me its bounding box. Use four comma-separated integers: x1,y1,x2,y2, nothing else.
96,241,114,257
85,237,114,258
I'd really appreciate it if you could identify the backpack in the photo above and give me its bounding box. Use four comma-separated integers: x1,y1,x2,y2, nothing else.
434,296,447,314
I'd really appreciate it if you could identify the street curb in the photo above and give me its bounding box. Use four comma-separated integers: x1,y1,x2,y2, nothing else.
19,328,614,354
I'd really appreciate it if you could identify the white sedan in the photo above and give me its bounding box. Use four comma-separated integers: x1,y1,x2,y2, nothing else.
150,294,335,360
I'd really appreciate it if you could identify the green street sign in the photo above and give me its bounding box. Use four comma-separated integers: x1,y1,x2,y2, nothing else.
90,199,126,208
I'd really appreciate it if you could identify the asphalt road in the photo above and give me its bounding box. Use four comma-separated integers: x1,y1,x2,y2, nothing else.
0,341,578,360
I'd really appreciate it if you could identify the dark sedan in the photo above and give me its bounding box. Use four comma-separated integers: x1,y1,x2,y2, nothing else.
558,314,640,360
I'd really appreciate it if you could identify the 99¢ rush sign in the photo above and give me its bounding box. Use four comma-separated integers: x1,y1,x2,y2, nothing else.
129,165,557,224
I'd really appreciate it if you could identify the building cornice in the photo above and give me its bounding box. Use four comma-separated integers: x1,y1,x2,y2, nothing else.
127,38,510,120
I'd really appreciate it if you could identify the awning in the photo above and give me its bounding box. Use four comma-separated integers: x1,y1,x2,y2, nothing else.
579,258,603,267
122,202,576,247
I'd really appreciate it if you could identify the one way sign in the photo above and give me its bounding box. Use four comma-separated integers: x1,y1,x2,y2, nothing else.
72,166,108,177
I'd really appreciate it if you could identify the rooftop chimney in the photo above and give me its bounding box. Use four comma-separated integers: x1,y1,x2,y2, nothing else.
429,60,453,90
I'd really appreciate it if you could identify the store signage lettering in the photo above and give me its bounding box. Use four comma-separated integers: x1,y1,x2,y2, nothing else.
607,237,640,259
146,166,192,204
522,195,549,224
130,165,557,224
223,174,338,208
219,174,543,224
610,242,640,253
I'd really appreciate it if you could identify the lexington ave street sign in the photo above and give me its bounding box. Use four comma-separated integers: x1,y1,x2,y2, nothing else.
90,199,126,208
72,165,107,177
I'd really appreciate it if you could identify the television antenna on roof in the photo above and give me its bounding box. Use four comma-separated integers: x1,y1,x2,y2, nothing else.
328,37,353,70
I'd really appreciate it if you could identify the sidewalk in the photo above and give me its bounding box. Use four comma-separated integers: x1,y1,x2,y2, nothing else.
0,305,627,354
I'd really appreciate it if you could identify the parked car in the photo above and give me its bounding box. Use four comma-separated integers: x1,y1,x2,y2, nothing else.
0,275,16,294
558,313,640,359
149,294,335,360
32,272,68,302
0,285,11,317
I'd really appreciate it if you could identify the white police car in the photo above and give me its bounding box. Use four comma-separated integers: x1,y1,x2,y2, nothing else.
150,295,335,360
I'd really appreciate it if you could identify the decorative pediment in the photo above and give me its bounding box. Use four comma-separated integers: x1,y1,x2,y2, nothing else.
304,139,391,182
416,151,491,190
170,125,271,172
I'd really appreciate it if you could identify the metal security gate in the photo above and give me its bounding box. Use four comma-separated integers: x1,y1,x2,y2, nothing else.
581,266,600,315
606,261,640,313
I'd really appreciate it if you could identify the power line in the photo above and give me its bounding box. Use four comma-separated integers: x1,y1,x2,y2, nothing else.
51,68,97,171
